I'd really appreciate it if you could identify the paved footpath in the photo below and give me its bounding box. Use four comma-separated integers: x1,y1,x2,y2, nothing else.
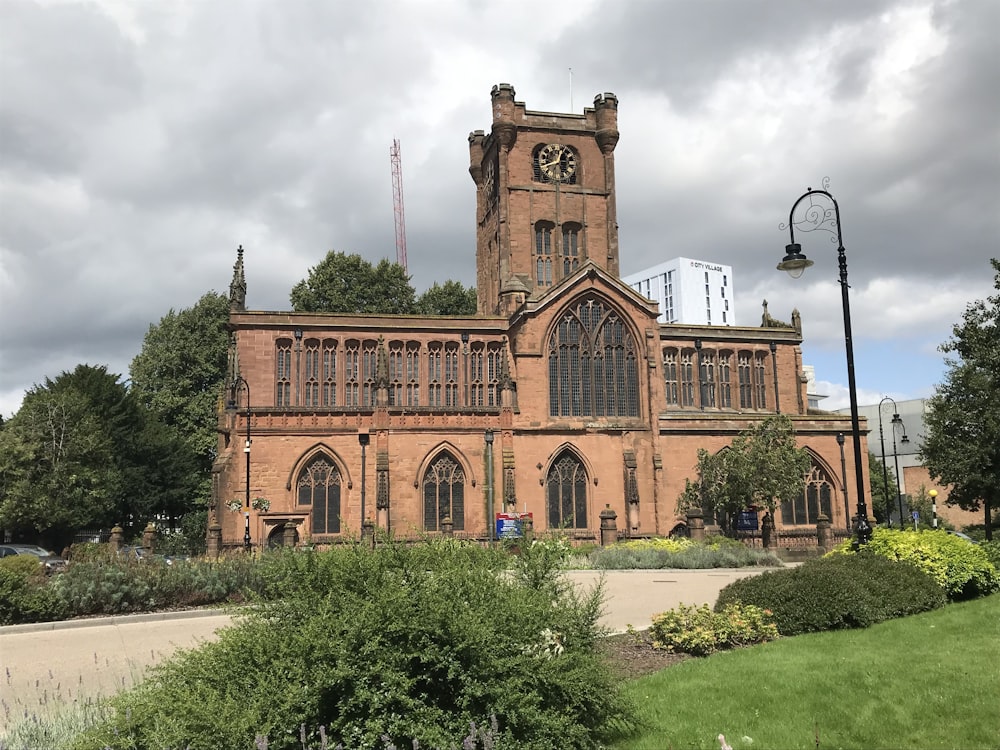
0,567,768,733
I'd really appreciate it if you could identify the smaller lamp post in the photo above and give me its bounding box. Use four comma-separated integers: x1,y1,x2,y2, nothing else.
358,432,370,536
484,429,495,544
891,412,909,525
929,489,938,529
227,375,252,551
837,433,850,532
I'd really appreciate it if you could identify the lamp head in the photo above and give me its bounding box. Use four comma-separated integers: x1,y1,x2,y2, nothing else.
836,432,845,446
484,428,494,445
358,432,370,448
777,243,814,279
901,433,910,444
929,489,937,499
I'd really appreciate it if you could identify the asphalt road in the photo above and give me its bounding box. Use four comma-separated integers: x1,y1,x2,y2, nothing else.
0,567,770,734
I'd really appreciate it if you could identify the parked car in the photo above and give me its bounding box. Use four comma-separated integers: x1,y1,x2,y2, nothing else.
946,530,979,544
118,545,186,565
0,544,68,572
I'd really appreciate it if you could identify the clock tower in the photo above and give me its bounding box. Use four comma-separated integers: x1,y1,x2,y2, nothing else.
469,84,620,315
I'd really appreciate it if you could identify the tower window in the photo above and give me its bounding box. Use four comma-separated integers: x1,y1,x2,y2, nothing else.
535,221,554,287
561,223,581,277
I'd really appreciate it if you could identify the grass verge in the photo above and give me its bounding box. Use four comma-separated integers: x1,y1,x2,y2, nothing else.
615,593,1000,749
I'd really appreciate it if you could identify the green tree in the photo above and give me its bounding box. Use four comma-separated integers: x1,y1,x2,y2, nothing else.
0,377,120,548
678,415,811,534
922,258,1000,541
868,451,896,525
129,292,231,507
415,280,477,315
290,251,416,314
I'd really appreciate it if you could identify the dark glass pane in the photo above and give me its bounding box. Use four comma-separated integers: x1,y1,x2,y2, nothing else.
452,482,465,531
298,484,312,506
780,499,792,524
821,484,832,518
424,481,438,531
548,483,560,528
807,485,819,522
575,475,588,528
794,492,806,524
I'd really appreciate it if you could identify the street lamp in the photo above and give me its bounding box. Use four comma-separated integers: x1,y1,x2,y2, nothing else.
878,396,911,528
227,375,252,550
484,429,495,544
929,489,938,529
778,181,871,545
837,433,850,532
358,432,370,536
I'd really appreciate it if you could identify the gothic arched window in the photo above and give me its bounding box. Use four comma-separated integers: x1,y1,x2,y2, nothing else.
423,453,465,531
535,222,554,288
297,456,342,535
546,452,588,529
781,463,834,525
548,298,639,418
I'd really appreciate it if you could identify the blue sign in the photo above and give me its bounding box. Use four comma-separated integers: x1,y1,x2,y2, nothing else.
737,510,759,531
496,512,531,539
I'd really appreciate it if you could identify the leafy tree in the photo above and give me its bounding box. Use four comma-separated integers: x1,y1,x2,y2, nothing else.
0,365,198,548
922,258,1000,541
129,292,231,507
415,280,477,315
290,251,416,314
868,451,896,525
678,415,811,534
0,377,120,548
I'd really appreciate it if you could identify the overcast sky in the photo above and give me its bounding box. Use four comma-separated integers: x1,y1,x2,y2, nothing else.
2,0,997,419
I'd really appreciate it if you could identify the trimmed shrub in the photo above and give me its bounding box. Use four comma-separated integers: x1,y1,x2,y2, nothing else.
715,551,947,636
831,527,1000,600
48,555,259,617
72,539,636,750
0,556,66,624
980,540,1000,572
590,539,782,570
650,602,778,656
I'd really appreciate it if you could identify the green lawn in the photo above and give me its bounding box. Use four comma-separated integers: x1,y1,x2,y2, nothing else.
616,594,1000,750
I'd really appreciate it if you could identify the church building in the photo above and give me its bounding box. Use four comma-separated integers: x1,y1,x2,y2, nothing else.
210,84,868,550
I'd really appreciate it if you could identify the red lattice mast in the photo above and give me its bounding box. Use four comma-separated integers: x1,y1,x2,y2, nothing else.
390,139,407,270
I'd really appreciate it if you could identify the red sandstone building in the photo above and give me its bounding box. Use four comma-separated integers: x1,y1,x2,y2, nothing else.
209,84,868,550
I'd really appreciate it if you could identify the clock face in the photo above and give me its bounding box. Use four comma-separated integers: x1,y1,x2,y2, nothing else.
538,143,576,182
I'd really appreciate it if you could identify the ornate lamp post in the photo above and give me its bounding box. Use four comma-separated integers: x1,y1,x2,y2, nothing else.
358,432,370,536
837,432,850,532
878,396,910,527
484,429,495,544
227,376,252,550
778,181,871,545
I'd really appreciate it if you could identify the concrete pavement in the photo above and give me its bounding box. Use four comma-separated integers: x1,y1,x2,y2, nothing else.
0,567,770,734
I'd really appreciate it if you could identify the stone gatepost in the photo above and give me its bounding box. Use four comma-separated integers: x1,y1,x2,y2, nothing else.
521,513,533,540
761,512,775,549
109,525,124,553
142,522,158,553
362,519,376,547
207,516,222,558
599,505,618,547
686,508,706,542
441,516,454,538
816,514,832,552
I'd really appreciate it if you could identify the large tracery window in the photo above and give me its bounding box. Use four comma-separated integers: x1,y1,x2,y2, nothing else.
546,452,588,530
548,298,640,418
423,453,465,531
297,456,342,535
781,463,834,526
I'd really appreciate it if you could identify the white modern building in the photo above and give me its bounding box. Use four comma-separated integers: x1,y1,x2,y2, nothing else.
622,257,735,325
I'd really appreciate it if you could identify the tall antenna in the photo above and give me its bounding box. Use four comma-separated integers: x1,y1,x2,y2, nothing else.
390,138,408,271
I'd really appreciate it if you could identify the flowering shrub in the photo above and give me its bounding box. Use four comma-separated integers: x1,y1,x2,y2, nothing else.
622,537,693,553
227,499,244,513
650,603,778,656
831,527,999,600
